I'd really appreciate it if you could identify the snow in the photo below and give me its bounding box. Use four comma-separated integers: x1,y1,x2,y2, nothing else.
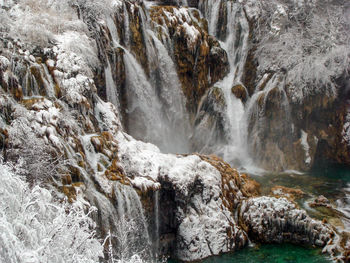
301,130,311,164
239,0,261,19
270,4,287,34
181,22,201,48
116,131,247,260
117,131,221,196
0,161,103,263
342,106,350,146
55,31,98,69
131,177,161,192
0,55,10,70
156,7,201,52
94,98,122,133
46,59,55,68
240,196,332,246
254,0,349,104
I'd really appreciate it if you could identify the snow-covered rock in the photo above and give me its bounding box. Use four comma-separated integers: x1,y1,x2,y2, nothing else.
116,132,248,261
240,197,332,246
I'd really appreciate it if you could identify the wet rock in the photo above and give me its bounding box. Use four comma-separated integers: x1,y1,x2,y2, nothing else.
231,84,248,103
310,195,331,208
271,185,306,201
150,6,229,112
117,136,249,261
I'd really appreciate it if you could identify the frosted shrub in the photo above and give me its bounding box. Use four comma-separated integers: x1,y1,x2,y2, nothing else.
7,112,66,184
104,216,149,263
5,0,100,68
0,161,104,263
254,0,350,103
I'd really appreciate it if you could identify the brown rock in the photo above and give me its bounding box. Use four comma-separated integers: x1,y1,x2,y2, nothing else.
198,154,260,212
231,84,248,103
150,6,229,113
310,195,331,208
240,173,261,197
271,185,305,201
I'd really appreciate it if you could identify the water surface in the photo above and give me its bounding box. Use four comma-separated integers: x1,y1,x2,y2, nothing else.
168,243,331,263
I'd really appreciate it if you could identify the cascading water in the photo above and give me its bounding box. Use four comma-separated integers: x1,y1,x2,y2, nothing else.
105,61,120,110
21,63,56,98
336,184,350,229
198,0,259,172
104,2,190,154
79,134,153,261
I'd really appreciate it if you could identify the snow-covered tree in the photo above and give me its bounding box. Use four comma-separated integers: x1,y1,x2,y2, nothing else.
253,0,350,102
6,106,66,184
0,160,104,263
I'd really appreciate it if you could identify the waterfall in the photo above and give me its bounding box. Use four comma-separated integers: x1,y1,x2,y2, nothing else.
80,134,153,261
21,63,56,98
123,3,131,47
122,49,166,146
198,0,259,172
114,184,153,260
148,31,191,153
105,61,120,110
336,183,350,229
104,3,191,154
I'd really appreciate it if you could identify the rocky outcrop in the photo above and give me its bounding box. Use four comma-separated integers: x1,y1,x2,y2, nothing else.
240,197,333,246
248,73,350,171
116,135,250,261
270,185,305,201
231,84,248,103
150,6,229,112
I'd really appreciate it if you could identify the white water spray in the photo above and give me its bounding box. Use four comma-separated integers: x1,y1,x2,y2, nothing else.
199,0,260,172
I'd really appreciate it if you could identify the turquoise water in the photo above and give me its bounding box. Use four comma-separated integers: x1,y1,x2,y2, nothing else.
168,167,349,263
168,244,331,263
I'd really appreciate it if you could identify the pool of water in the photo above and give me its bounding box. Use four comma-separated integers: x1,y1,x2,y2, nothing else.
247,165,350,228
168,244,331,263
168,166,349,263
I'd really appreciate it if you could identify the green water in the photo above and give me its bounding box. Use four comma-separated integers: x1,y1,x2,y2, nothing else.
248,166,350,226
168,166,349,263
168,244,331,263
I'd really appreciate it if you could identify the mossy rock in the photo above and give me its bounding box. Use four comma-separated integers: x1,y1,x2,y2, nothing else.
231,84,248,103
210,86,226,107
21,97,45,109
30,65,46,96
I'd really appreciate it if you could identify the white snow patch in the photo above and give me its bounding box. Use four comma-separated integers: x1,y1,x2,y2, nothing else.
0,55,10,70
181,22,200,49
301,130,311,164
116,131,246,260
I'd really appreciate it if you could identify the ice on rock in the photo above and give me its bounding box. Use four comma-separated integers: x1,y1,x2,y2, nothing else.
301,130,311,164
0,55,10,70
116,132,248,260
240,197,332,246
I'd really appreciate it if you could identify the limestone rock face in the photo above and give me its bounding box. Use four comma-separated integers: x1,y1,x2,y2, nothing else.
240,197,333,246
149,6,229,112
231,84,248,103
116,135,249,261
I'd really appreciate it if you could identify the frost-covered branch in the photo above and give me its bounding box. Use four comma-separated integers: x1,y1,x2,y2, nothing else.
0,160,103,263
